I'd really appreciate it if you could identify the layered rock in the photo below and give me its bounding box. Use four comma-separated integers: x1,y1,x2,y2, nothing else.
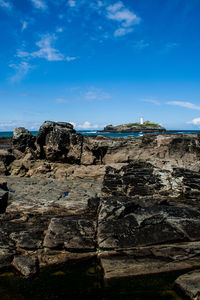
1,121,200,299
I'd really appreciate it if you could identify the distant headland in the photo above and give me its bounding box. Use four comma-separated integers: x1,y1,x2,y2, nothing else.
100,119,166,133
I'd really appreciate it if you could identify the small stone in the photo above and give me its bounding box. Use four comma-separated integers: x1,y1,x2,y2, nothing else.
12,255,38,278
175,270,200,299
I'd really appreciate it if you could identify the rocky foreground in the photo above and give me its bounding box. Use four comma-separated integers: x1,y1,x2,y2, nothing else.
1,121,200,298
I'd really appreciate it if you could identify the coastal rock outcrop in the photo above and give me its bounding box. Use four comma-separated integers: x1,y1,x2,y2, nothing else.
2,121,200,299
36,121,83,163
101,121,166,133
13,127,36,153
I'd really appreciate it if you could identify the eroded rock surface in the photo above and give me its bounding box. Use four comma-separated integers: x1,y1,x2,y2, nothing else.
175,270,200,300
1,122,200,295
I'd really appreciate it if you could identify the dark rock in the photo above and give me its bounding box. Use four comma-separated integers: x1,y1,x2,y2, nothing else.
0,149,15,166
0,250,14,270
102,162,163,197
175,270,200,299
44,217,96,251
13,127,36,153
36,121,83,163
12,255,38,278
0,190,8,213
97,197,200,250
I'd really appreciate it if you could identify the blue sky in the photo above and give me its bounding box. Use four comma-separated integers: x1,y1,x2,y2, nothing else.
1,0,200,130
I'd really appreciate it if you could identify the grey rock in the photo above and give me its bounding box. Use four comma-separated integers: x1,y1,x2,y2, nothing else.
36,121,83,163
175,270,200,299
44,217,96,251
13,127,36,153
12,255,38,278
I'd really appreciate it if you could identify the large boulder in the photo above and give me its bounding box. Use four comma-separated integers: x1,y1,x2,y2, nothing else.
36,121,83,163
13,127,36,153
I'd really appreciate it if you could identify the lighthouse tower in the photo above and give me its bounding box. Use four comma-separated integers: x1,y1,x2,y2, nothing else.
140,116,144,125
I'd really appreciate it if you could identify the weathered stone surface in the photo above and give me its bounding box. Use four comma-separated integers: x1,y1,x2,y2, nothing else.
44,217,96,250
0,249,15,270
13,127,36,153
12,255,38,278
97,197,200,250
102,162,200,200
0,149,15,166
36,121,83,163
175,270,200,299
0,190,8,213
98,241,200,279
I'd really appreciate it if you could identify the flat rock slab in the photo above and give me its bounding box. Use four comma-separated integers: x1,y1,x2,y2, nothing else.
3,176,101,215
175,270,200,299
97,197,200,250
99,241,200,280
44,217,96,250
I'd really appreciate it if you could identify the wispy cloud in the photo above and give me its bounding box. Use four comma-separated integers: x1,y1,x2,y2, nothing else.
21,21,28,31
106,1,140,36
142,99,160,105
0,120,41,131
85,87,111,100
77,121,99,129
0,0,12,10
167,101,200,111
17,34,65,61
32,34,64,61
30,0,47,10
9,62,33,83
134,40,150,49
68,0,76,7
187,117,200,126
66,56,77,61
55,98,69,103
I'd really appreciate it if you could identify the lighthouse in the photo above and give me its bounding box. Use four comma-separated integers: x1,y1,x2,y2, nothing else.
140,116,144,125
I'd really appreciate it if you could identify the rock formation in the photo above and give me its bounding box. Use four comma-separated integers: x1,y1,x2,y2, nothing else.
0,121,200,299
101,121,166,133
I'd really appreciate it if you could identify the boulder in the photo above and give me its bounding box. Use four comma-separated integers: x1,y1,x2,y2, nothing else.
13,127,36,153
12,255,38,278
36,121,83,163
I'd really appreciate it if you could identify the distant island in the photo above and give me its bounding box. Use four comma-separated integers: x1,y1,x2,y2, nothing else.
100,120,166,133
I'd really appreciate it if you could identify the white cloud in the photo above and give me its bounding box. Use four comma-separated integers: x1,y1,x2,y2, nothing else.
17,34,65,62
55,98,69,103
21,21,28,31
68,0,76,7
0,0,12,9
69,121,76,128
85,87,111,100
107,2,140,27
167,101,200,111
66,56,77,61
0,120,41,131
142,99,160,105
114,27,133,37
33,34,64,61
56,27,63,33
134,40,150,49
30,0,47,10
187,118,200,126
77,121,99,129
9,62,33,83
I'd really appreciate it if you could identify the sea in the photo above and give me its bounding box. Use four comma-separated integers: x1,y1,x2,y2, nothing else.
1,130,200,138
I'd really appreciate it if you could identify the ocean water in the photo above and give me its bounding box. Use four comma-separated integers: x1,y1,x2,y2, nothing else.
1,130,200,138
